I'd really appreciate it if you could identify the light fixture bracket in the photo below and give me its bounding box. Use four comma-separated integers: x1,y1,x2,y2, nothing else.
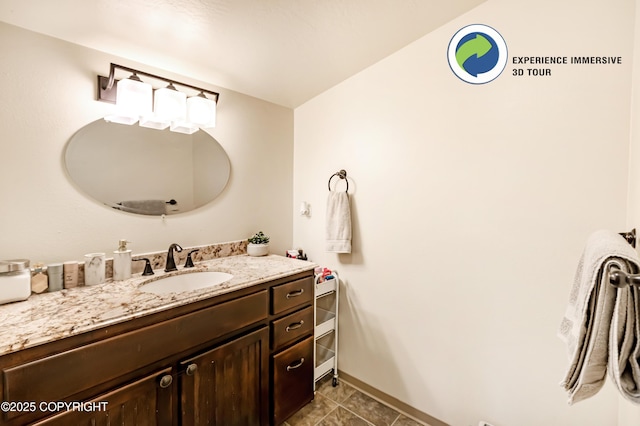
97,75,118,104
97,63,220,105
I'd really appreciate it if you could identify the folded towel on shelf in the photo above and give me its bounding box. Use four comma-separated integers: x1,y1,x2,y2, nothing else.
118,200,167,215
325,190,352,253
558,229,640,404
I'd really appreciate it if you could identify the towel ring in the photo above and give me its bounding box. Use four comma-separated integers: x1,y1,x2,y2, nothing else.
328,169,348,192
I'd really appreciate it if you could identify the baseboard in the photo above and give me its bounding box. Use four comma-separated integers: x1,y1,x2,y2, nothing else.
337,370,449,426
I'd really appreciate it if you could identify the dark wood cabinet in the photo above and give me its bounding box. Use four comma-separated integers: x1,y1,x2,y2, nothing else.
32,367,174,425
269,277,315,425
180,327,269,426
272,336,314,425
0,269,314,426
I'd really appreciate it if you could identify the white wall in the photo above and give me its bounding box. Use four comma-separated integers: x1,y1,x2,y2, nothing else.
0,22,294,263
293,0,633,425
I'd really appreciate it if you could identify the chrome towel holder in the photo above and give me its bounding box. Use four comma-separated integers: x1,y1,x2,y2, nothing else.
609,266,640,289
609,228,639,288
328,169,348,192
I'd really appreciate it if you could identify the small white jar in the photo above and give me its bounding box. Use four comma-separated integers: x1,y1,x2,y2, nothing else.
0,259,31,305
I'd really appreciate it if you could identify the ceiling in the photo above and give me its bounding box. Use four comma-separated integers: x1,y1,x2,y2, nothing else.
0,0,484,108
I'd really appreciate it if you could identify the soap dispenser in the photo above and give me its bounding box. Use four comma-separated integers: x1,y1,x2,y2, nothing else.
113,239,132,281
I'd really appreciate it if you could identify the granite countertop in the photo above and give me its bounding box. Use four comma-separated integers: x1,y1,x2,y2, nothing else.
0,254,316,356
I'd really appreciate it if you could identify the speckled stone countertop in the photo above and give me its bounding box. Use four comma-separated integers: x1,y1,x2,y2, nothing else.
0,254,316,356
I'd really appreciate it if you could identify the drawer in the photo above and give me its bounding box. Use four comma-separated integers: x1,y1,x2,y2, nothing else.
271,306,313,351
272,336,314,425
270,277,313,315
2,290,267,416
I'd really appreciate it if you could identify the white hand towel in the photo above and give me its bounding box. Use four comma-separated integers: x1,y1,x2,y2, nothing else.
558,229,640,404
326,191,352,253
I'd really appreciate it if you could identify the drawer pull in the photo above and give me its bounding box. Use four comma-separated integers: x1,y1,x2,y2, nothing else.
286,358,305,371
186,363,198,376
286,320,305,332
159,374,173,388
286,289,304,299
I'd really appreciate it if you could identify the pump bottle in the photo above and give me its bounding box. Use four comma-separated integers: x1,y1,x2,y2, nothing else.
113,239,132,281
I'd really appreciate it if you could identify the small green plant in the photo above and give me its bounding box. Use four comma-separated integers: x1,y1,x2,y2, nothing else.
248,231,270,245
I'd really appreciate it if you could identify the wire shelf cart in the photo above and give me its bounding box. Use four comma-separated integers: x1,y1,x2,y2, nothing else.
314,270,339,389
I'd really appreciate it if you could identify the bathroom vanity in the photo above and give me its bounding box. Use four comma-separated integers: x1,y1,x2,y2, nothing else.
0,254,315,426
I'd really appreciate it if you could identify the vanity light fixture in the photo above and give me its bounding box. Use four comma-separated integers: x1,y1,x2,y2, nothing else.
104,73,152,125
187,92,217,127
140,83,187,130
170,91,218,134
98,63,219,133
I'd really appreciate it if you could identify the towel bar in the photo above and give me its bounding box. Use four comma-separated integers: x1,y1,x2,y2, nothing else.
608,265,640,288
608,229,640,287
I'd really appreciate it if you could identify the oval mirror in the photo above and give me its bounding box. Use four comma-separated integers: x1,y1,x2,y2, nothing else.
64,120,231,215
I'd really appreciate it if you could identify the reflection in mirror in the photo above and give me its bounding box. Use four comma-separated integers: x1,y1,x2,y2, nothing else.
65,120,231,215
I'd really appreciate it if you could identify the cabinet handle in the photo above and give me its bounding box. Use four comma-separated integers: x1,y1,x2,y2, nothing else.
286,289,304,299
286,320,304,332
186,363,198,376
286,357,305,371
159,374,173,388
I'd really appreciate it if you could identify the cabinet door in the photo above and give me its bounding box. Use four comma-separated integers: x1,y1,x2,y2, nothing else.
32,367,173,426
272,336,314,425
180,327,269,426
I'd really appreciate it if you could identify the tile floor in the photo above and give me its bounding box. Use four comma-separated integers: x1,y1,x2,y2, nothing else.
284,375,430,426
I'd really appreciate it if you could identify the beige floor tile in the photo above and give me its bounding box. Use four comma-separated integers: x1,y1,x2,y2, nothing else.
392,414,430,426
286,393,338,426
316,375,357,404
317,406,373,426
341,391,400,426
288,378,430,426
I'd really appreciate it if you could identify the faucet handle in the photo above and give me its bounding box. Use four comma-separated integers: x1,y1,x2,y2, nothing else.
184,250,199,268
133,258,154,276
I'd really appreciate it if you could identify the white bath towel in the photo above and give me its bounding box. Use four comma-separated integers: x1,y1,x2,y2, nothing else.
326,191,352,253
558,229,640,404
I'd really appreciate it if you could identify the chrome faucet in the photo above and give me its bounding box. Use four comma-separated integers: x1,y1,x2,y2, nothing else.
164,243,183,272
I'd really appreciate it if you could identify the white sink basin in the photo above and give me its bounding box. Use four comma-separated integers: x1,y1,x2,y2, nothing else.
139,271,233,295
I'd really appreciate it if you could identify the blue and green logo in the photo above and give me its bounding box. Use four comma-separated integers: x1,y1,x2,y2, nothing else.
447,24,507,84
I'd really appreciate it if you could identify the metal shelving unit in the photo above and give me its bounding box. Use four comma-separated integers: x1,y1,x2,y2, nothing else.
314,271,339,389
